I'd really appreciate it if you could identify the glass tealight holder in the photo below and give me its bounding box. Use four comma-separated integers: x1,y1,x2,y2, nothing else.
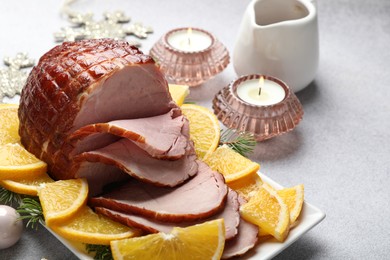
150,27,230,87
212,74,304,141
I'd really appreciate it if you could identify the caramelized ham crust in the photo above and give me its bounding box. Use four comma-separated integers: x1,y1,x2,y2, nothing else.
18,39,177,180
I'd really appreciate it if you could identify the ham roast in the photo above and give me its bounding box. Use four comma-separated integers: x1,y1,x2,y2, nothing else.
18,39,177,180
18,39,258,258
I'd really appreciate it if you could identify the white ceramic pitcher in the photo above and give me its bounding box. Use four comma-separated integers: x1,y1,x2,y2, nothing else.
233,0,319,92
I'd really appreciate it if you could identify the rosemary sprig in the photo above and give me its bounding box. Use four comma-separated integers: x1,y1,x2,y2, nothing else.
219,129,256,157
0,186,22,206
17,197,44,230
86,244,113,260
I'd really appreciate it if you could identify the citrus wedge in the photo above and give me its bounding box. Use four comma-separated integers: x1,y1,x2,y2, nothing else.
51,206,138,245
0,143,47,180
240,185,290,242
204,144,260,183
227,173,263,200
37,178,88,226
0,104,19,145
168,84,190,106
0,172,54,196
110,219,225,260
181,104,220,160
277,184,304,224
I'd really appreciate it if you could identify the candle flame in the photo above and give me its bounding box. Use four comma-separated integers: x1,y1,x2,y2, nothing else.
258,76,264,95
187,27,192,46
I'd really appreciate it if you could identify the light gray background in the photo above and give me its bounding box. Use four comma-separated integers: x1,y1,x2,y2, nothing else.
1,0,389,259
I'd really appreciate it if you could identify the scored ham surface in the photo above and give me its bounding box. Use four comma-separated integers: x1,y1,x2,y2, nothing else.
95,188,240,240
18,39,177,180
73,138,198,188
89,161,228,222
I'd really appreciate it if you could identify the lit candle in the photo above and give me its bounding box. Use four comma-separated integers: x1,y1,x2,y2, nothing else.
167,27,212,52
236,76,286,106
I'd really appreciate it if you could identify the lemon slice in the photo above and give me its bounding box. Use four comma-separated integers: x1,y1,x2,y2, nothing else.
110,219,225,260
38,179,88,226
181,104,220,160
204,145,260,183
168,84,190,106
240,185,290,242
0,143,47,180
0,104,19,145
51,206,138,245
0,173,54,196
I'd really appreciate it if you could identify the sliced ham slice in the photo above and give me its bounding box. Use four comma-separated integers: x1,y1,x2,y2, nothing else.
222,196,259,259
94,188,240,240
89,161,228,222
68,109,188,159
73,138,197,187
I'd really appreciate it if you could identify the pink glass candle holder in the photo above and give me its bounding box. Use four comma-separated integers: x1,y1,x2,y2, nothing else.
150,27,230,87
212,74,304,141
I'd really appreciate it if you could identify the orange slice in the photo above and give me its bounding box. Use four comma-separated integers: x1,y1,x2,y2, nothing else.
110,219,225,260
240,185,290,242
277,184,304,224
0,104,19,145
0,143,47,180
51,206,138,245
168,84,190,106
181,104,220,160
204,145,260,183
37,179,88,226
0,172,54,196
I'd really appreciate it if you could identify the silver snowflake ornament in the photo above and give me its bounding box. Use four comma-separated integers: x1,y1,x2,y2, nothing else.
0,53,35,102
54,11,152,47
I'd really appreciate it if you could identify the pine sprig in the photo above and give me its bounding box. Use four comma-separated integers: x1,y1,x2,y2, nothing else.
0,186,22,206
17,197,44,230
219,129,256,157
86,244,113,260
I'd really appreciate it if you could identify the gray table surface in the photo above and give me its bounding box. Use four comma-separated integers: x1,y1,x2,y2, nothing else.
1,0,389,259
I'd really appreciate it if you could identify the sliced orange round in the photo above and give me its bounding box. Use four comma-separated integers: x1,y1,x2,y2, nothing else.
240,185,290,242
0,104,19,145
181,104,220,160
277,184,304,225
0,143,47,180
0,172,54,196
168,84,190,106
37,178,88,226
204,145,260,183
51,206,138,245
110,219,225,260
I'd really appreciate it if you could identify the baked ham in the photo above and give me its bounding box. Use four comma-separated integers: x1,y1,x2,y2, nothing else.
95,188,240,240
89,161,227,222
73,138,198,189
68,108,188,159
18,39,258,258
222,196,259,259
18,39,177,180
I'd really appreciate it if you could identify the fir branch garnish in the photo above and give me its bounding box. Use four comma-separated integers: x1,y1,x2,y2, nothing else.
17,197,44,230
0,186,22,206
86,244,113,260
219,129,256,157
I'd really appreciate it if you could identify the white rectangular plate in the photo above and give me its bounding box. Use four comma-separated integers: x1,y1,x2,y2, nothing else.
45,172,326,260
